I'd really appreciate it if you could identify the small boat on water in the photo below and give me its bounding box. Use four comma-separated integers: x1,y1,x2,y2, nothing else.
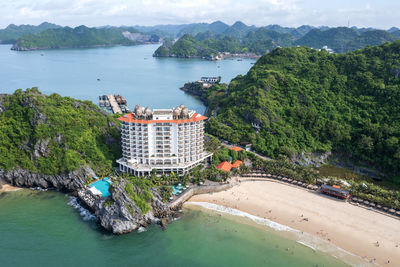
97,78,101,81
237,59,243,61
40,54,44,56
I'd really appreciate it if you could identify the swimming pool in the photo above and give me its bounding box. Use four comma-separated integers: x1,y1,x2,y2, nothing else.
172,185,186,195
89,178,112,198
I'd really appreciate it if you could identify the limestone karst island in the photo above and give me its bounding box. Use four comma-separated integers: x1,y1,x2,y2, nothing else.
1,1,400,267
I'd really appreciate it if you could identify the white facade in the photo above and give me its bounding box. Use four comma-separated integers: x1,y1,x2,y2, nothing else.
117,106,212,176
200,77,219,83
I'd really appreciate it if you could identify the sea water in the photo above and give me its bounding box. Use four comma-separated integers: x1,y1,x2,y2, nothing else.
0,190,350,267
0,44,254,114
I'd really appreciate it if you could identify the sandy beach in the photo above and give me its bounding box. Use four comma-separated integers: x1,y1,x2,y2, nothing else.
0,183,21,193
188,178,400,266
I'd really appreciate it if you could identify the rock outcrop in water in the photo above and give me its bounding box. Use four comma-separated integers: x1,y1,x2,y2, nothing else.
78,179,172,234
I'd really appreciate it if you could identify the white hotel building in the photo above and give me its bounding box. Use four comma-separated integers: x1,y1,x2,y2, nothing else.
116,105,213,176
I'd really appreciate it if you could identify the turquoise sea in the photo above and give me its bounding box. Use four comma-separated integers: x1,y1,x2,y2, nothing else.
0,44,350,266
0,190,349,267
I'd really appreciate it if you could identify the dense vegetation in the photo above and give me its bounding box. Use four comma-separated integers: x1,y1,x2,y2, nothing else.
295,27,398,53
11,25,159,51
124,176,153,213
0,22,60,44
154,34,220,59
0,88,121,175
202,41,400,181
154,28,294,58
154,26,400,59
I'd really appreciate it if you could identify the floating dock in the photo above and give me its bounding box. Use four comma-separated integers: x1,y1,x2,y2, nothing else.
99,94,129,114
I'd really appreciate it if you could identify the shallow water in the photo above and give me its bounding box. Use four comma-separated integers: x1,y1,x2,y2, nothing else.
0,190,350,267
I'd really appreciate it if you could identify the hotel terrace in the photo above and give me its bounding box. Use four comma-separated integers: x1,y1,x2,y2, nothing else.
116,104,213,176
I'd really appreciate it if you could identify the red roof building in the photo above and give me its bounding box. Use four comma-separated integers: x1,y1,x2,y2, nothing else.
231,160,243,168
216,161,232,172
229,146,243,152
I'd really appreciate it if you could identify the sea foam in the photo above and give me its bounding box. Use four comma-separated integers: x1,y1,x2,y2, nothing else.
67,196,96,221
185,201,369,267
185,201,296,232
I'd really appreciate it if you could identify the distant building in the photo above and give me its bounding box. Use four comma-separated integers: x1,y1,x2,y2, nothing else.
200,77,219,84
117,104,213,176
322,46,335,54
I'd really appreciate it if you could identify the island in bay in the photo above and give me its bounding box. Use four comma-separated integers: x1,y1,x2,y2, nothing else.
1,19,400,267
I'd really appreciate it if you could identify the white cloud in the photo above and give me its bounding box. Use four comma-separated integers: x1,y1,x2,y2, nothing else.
0,0,399,29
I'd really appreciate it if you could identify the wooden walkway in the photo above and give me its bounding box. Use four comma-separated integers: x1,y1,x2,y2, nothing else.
107,94,122,114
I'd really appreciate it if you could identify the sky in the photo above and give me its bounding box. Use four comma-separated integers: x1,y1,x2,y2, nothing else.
0,0,399,29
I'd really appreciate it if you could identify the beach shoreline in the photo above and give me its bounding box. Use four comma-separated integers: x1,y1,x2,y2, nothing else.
187,178,400,266
0,183,21,193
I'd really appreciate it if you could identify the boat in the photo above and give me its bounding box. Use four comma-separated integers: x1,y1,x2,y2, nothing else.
97,78,101,81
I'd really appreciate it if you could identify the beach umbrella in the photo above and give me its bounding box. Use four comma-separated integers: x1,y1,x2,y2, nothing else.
363,200,370,205
370,203,376,207
389,209,396,214
376,205,382,209
395,211,400,217
383,207,389,211
282,178,288,182
351,197,358,202
287,179,293,183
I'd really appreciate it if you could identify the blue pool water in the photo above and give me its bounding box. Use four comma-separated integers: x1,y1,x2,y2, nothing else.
90,178,112,197
172,185,185,195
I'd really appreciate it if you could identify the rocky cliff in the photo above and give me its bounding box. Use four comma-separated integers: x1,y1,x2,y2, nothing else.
0,165,95,191
78,179,173,234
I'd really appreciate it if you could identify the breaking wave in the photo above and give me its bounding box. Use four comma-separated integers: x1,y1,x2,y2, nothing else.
185,202,369,267
185,201,296,232
67,196,96,221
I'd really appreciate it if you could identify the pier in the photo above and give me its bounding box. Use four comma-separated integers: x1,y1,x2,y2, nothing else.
107,94,122,114
99,94,129,114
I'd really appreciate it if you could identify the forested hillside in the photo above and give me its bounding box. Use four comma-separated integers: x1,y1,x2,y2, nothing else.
11,26,160,51
0,22,61,44
154,26,400,59
295,27,397,52
0,88,120,175
205,41,400,178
